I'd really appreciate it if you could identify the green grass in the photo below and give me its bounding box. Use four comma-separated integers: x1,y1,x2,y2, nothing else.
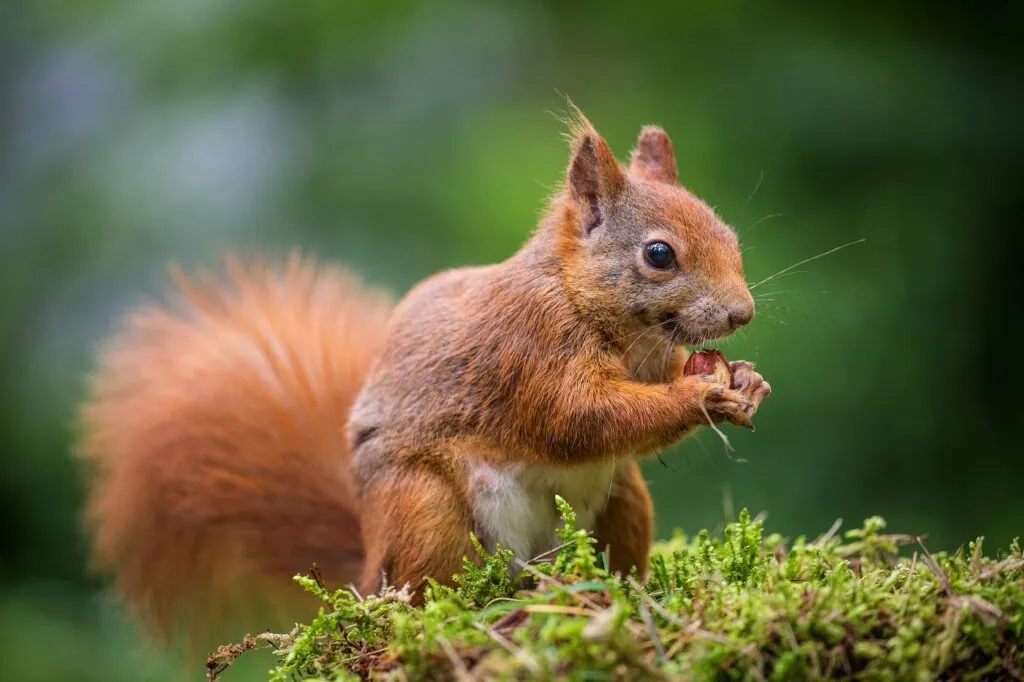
208,499,1023,681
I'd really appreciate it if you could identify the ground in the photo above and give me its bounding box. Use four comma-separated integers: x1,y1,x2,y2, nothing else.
208,499,1024,681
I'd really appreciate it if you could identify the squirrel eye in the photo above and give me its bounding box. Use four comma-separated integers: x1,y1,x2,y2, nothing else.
644,241,676,269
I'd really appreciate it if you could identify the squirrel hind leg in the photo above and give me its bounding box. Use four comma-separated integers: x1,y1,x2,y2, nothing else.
592,460,654,580
357,464,475,600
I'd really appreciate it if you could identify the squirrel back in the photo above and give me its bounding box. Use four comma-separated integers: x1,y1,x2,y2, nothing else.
76,252,392,641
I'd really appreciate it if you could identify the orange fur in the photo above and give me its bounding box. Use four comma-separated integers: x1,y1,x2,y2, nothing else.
77,112,770,644
594,461,655,578
349,112,764,592
77,252,391,640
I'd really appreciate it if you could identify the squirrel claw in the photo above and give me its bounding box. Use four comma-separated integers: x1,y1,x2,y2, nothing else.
730,406,755,430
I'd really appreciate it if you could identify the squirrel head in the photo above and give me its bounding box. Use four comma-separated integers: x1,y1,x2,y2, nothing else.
555,113,754,348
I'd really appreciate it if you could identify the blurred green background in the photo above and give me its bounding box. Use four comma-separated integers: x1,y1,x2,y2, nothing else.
2,2,1021,679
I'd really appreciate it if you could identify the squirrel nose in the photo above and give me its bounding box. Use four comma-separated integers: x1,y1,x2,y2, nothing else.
727,301,754,329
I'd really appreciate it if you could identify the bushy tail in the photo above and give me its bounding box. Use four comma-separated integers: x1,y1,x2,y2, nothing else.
76,252,392,643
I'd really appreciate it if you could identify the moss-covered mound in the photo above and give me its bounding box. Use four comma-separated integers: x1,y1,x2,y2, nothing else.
208,499,1023,680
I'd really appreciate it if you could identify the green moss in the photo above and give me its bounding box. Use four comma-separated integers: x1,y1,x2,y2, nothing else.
207,505,1024,681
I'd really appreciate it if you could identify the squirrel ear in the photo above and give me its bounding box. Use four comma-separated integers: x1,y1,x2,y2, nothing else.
567,129,625,235
629,126,678,183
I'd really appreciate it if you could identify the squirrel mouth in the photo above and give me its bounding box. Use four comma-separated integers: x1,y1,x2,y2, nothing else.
659,314,729,347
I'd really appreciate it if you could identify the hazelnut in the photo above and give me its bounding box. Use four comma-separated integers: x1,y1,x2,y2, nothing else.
683,349,732,385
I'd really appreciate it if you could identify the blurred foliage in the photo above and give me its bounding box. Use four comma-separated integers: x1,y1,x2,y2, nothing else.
0,1,1020,680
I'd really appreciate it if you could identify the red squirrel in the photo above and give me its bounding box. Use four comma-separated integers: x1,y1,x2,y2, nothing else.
77,110,770,641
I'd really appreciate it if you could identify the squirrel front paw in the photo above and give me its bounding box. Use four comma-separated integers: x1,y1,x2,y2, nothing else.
676,375,755,430
680,350,771,430
728,361,772,419
700,383,756,430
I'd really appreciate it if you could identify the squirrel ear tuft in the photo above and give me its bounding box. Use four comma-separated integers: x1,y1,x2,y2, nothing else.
629,126,678,183
567,125,625,235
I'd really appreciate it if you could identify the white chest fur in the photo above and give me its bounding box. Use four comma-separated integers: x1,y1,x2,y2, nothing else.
468,459,622,562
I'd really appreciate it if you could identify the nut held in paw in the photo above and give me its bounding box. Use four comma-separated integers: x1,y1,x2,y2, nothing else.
683,349,732,385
